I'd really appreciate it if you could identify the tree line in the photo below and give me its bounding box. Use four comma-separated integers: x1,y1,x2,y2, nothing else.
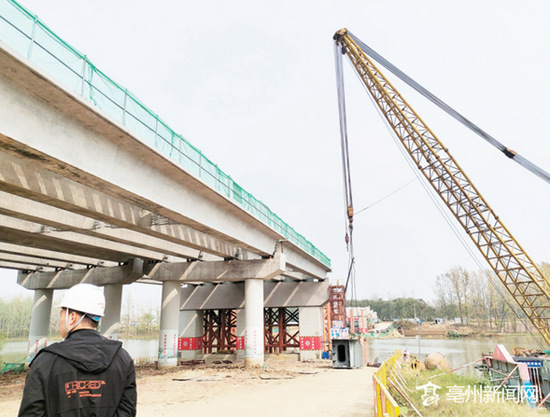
0,292,160,341
353,297,437,322
431,263,549,332
354,262,550,332
0,296,33,340
119,292,160,338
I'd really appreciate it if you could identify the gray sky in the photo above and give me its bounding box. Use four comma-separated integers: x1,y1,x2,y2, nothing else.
1,0,550,304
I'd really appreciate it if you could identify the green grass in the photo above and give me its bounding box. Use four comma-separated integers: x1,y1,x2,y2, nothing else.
389,368,550,416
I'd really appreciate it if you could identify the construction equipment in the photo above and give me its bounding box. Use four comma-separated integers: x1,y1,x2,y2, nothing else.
333,28,550,347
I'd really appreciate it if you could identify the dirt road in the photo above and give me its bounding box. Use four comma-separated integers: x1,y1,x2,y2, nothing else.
1,360,375,417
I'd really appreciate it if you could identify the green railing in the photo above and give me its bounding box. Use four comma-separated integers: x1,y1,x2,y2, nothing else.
0,0,330,268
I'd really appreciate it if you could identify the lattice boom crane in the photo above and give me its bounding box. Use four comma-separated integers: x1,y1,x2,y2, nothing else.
333,28,550,347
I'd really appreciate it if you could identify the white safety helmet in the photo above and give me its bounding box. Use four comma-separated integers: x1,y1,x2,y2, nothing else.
56,283,106,320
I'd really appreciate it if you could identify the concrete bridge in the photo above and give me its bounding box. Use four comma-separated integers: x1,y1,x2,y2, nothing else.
0,0,331,368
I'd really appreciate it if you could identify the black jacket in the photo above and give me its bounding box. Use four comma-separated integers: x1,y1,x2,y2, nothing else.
18,329,136,417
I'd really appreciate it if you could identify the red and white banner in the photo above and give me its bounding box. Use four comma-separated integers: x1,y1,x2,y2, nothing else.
299,336,322,351
178,337,203,351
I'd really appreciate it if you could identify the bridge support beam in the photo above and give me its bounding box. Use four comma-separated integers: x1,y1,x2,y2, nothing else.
144,252,285,283
299,306,323,361
158,281,180,369
25,288,53,366
178,308,203,361
101,284,123,340
17,258,144,289
244,279,264,368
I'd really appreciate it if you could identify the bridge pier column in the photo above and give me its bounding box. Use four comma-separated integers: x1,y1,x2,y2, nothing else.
178,309,203,361
101,284,122,340
236,308,246,361
26,288,53,366
244,279,264,368
158,281,180,369
299,306,323,361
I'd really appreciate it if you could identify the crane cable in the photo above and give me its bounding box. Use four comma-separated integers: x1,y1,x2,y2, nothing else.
334,42,357,304
348,32,550,187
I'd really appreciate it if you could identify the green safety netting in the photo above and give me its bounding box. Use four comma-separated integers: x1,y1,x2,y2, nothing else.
0,0,330,268
1,359,25,373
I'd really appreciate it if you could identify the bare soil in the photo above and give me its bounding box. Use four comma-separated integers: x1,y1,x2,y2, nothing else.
0,359,375,416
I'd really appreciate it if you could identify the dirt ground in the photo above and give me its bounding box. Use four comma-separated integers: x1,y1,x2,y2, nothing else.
0,359,375,417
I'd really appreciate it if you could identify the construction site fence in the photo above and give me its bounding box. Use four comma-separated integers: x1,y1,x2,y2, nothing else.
0,0,330,269
373,350,401,417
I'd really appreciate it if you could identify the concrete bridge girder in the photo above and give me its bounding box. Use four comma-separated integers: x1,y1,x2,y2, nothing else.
0,252,75,270
0,214,189,263
0,241,118,267
0,150,235,259
0,190,202,260
0,41,330,280
0,260,56,272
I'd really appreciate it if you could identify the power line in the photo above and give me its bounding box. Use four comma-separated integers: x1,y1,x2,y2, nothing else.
355,178,418,216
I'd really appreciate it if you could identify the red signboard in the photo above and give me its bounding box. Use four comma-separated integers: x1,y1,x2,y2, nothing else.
236,336,245,350
299,336,322,351
178,337,203,350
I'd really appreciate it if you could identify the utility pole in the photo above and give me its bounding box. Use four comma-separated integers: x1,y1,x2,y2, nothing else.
418,319,422,359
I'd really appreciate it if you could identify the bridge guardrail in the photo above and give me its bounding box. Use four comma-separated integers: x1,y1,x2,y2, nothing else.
0,0,330,268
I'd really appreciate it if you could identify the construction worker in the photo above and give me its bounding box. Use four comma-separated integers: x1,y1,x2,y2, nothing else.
18,283,137,416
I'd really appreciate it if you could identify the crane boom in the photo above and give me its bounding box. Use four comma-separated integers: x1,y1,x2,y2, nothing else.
333,28,550,346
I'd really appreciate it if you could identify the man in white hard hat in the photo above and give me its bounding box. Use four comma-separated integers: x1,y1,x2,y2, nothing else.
18,283,136,416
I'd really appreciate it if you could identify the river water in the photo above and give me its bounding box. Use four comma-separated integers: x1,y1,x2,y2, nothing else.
1,335,543,375
0,339,160,365
368,335,544,375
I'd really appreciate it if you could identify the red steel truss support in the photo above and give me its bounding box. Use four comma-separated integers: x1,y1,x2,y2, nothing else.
202,309,237,353
329,285,346,324
264,308,299,353
323,285,346,352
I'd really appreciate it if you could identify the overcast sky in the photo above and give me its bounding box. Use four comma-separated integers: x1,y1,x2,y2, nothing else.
1,0,549,305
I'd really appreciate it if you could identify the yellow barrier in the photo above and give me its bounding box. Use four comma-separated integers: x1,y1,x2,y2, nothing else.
373,350,402,417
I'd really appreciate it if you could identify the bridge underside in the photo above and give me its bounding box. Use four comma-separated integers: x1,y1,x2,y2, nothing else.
0,29,331,368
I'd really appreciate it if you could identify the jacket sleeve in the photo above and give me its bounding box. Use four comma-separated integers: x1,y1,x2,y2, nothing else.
114,357,137,417
18,357,47,417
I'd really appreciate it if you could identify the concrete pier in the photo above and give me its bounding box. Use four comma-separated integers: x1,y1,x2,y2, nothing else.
178,309,203,361
236,308,246,360
158,281,181,369
244,279,264,367
26,289,53,365
299,306,323,361
101,284,122,340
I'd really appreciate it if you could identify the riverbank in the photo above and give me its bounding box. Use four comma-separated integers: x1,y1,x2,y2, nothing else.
0,359,375,417
399,321,537,339
393,367,550,416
